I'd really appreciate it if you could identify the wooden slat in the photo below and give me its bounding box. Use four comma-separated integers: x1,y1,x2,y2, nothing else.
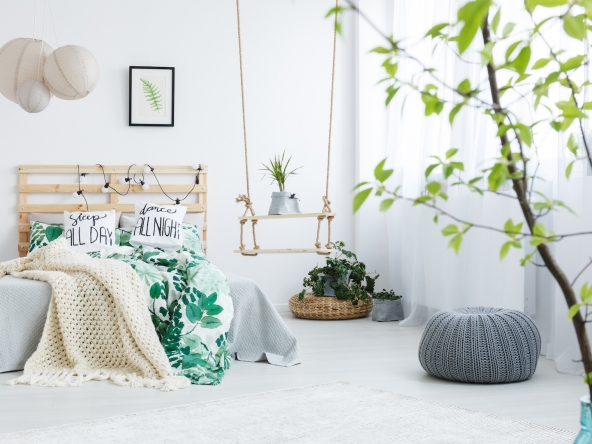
18,173,28,258
18,165,208,174
19,222,207,232
18,203,207,213
234,248,334,254
238,212,336,221
19,184,208,193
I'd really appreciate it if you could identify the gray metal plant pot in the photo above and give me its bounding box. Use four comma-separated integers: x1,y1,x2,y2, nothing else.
372,299,404,321
268,191,302,215
320,274,349,296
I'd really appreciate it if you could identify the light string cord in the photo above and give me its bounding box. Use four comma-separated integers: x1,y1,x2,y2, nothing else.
96,163,133,196
76,164,89,211
35,0,47,81
144,163,201,204
47,0,59,47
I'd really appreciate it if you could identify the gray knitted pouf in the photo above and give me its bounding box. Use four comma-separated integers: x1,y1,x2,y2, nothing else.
418,307,541,384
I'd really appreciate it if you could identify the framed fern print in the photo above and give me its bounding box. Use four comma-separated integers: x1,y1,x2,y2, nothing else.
129,66,175,126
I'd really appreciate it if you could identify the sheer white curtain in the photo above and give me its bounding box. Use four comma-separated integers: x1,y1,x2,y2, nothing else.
355,0,592,375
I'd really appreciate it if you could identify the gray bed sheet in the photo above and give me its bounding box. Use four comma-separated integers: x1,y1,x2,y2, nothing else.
0,272,300,373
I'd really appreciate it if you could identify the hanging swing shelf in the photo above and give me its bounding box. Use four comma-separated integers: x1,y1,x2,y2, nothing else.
233,248,334,255
237,212,336,221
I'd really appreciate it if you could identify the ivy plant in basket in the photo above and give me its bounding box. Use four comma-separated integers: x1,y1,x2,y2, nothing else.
298,241,378,306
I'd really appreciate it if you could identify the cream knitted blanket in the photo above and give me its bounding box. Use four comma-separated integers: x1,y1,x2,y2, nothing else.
0,239,189,391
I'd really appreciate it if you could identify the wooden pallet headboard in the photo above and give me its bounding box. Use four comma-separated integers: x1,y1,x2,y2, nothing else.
17,164,208,257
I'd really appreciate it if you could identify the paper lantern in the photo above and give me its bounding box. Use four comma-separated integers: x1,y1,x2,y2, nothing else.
17,79,51,113
43,45,99,100
0,38,54,103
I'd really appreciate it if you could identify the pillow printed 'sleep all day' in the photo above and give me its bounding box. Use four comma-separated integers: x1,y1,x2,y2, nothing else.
130,201,187,250
63,210,117,252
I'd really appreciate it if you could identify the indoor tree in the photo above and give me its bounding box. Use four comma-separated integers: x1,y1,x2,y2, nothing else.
329,0,592,399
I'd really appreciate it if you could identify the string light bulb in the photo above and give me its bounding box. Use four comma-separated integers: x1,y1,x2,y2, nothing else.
175,198,181,205
102,183,110,193
120,176,132,185
192,163,201,170
72,190,83,198
79,173,87,184
140,180,149,191
144,166,153,174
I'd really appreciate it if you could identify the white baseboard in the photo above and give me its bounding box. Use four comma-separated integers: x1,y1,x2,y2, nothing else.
274,303,290,313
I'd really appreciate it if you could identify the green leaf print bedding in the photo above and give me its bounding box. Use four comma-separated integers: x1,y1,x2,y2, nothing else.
105,245,233,385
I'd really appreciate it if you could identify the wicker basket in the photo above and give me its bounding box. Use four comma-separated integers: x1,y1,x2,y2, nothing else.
289,292,373,320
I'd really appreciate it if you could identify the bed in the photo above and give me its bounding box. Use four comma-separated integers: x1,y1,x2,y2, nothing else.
0,164,300,375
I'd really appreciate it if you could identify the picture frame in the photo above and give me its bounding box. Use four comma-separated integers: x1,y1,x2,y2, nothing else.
129,66,175,127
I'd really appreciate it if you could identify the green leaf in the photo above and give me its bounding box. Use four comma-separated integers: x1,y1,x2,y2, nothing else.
560,55,586,72
380,198,395,211
556,101,587,119
181,354,208,369
374,159,394,183
182,334,202,349
45,225,63,242
568,303,581,320
353,181,370,190
186,303,203,323
426,181,441,195
201,316,223,329
442,224,459,236
457,79,471,93
414,195,431,205
525,0,567,12
206,304,224,316
500,241,512,260
502,23,516,38
480,41,495,66
371,46,393,54
448,234,463,254
149,282,162,299
456,0,492,54
532,58,551,69
491,8,501,34
353,188,373,213
449,103,463,124
566,160,576,178
505,41,521,62
533,222,547,237
425,23,449,38
563,13,586,40
446,148,459,159
510,46,531,75
141,79,163,113
425,163,439,178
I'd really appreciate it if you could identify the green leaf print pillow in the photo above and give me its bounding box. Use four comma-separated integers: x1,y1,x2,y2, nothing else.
28,221,64,254
181,223,204,256
115,228,133,247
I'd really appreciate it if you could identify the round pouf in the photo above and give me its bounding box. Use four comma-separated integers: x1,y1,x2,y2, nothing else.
418,307,541,384
17,79,51,113
289,293,373,320
43,45,99,100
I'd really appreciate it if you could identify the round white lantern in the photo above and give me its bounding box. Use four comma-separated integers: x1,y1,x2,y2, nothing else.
0,38,54,103
43,45,99,100
17,79,51,113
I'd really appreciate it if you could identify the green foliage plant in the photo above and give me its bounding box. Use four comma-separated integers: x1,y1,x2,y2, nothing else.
260,151,302,192
299,241,378,306
373,289,402,301
328,0,592,397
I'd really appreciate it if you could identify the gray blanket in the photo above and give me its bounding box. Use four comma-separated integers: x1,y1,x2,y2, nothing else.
0,273,300,373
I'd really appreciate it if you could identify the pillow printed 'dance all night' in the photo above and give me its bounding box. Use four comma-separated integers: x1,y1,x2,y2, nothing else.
63,210,117,252
130,201,187,250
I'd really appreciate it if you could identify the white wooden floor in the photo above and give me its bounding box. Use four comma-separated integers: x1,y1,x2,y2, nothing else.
0,313,583,434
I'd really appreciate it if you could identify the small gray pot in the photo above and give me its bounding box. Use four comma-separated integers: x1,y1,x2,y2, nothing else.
268,191,302,215
372,299,404,322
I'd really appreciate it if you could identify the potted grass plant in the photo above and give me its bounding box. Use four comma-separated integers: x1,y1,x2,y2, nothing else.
260,151,302,215
372,290,403,322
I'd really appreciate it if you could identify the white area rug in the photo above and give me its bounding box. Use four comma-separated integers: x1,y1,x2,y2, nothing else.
0,381,576,443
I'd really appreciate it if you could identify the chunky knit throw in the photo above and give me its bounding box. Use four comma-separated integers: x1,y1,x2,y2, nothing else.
0,239,189,391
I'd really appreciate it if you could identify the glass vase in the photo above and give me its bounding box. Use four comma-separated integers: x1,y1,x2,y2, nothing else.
575,396,592,444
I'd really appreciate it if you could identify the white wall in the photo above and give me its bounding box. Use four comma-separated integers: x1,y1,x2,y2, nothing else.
0,0,356,308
